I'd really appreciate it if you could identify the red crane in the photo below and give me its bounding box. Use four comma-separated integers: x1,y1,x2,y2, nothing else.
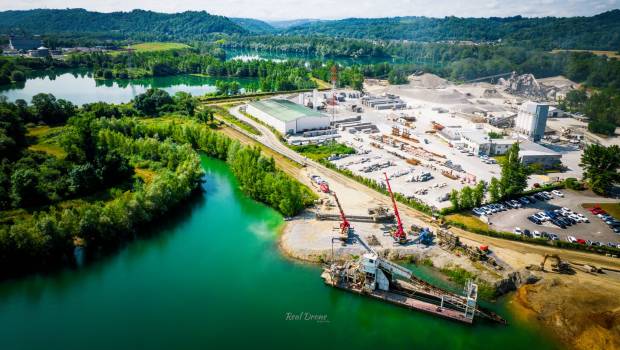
331,191,351,238
383,172,407,243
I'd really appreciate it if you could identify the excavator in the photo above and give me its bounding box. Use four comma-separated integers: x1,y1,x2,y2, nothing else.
527,254,573,274
331,191,352,239
383,173,408,244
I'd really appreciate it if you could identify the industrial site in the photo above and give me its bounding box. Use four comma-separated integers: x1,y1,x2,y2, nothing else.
227,71,620,328
243,72,608,209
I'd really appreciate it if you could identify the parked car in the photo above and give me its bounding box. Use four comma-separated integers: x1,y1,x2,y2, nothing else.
551,218,566,229
513,227,522,235
528,216,542,225
472,208,484,216
576,238,586,245
548,233,559,241
552,190,564,197
576,213,589,223
567,236,577,243
519,197,530,205
534,193,547,201
523,229,531,237
532,230,542,239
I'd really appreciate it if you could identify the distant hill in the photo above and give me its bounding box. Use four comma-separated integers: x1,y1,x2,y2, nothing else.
0,8,246,40
230,18,275,34
268,19,323,29
283,10,620,50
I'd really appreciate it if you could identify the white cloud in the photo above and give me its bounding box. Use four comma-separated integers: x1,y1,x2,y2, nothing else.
0,0,618,20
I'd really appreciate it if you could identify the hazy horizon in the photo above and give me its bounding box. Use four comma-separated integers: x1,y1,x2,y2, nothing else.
1,0,618,21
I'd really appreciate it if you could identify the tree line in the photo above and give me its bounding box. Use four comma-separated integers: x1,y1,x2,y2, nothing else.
559,88,620,136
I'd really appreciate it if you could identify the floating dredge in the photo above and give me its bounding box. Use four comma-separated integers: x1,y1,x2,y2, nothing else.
321,253,506,325
319,178,505,324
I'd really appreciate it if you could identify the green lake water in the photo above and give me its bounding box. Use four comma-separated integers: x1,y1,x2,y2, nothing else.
0,156,559,350
0,70,257,105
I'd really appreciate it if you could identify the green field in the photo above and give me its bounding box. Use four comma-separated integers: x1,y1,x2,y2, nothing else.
445,213,489,231
26,125,67,158
126,42,190,52
291,142,356,161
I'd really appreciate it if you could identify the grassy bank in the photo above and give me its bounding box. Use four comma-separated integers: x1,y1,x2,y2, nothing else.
439,265,496,300
209,105,261,135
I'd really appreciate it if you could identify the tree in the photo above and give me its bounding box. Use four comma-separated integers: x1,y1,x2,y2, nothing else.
488,177,502,202
10,167,42,207
459,186,474,209
10,70,25,82
173,92,196,116
197,109,214,124
499,143,528,198
31,93,76,125
580,144,620,195
449,189,460,210
133,88,173,116
472,181,486,207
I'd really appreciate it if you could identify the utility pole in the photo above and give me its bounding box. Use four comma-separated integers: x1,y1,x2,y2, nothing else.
331,65,337,122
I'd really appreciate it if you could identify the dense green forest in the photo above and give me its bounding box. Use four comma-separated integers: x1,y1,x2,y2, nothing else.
282,10,620,50
3,9,619,49
230,18,275,34
0,9,245,41
0,89,314,278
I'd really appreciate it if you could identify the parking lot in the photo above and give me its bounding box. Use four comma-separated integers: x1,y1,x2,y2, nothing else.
484,190,620,245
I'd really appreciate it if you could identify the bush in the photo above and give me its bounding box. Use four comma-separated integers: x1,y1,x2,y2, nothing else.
564,177,585,190
10,70,25,82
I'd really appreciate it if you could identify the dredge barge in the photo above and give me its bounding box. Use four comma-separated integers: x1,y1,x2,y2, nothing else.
321,253,506,325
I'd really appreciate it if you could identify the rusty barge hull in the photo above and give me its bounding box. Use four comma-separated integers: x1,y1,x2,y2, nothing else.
322,271,473,324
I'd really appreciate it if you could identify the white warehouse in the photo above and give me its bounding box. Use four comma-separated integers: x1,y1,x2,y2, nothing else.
246,99,331,135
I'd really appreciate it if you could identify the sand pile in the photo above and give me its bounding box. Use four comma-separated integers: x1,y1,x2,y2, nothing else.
408,73,448,89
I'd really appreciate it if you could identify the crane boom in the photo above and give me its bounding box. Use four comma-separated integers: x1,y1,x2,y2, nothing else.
331,191,351,237
383,172,406,242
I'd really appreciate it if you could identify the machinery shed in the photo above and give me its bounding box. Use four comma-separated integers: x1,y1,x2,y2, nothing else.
246,99,330,135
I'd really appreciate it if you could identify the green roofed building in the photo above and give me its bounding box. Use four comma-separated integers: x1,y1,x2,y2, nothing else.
246,99,330,134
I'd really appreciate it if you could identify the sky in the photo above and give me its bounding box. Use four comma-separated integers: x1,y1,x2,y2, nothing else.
1,0,619,20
